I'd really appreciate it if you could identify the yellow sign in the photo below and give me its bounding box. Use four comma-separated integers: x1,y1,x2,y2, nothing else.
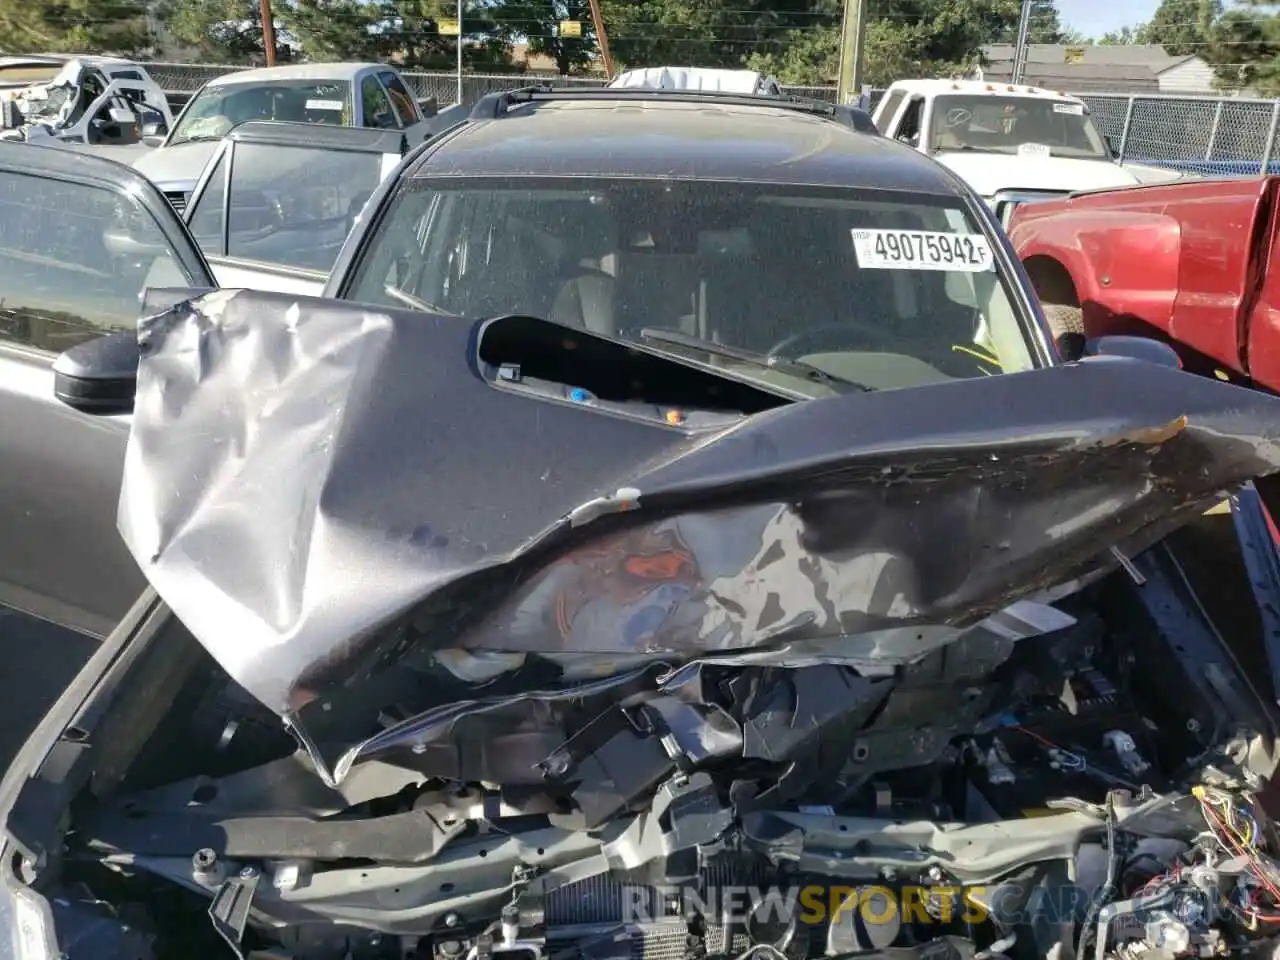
1064,46,1085,64
797,886,989,925
559,19,582,37
438,18,460,35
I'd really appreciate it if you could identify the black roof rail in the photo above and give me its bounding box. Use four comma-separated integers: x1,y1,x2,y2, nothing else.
469,85,879,135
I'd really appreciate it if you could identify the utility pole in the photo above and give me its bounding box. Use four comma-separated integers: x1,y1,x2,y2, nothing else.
260,0,277,65
1011,0,1032,84
585,0,614,80
834,0,868,105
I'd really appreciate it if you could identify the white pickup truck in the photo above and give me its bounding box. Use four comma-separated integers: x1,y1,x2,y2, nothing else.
871,79,1181,219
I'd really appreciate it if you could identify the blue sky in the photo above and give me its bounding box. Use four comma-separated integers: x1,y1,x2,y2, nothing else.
1064,0,1161,37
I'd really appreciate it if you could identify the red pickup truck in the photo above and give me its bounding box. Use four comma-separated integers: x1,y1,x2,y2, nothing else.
1006,177,1280,390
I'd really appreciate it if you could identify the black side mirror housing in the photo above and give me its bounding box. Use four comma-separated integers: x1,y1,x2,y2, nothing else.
52,331,140,415
52,287,214,414
1083,335,1182,369
1104,134,1118,158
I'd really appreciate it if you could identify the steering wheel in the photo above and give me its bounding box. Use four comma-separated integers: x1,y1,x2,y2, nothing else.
767,321,890,358
944,107,973,127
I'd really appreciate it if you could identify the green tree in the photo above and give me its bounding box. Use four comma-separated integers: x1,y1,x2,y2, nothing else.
598,0,834,73
1144,0,1222,53
1026,0,1069,43
1097,23,1145,44
370,0,509,70
0,0,151,55
1204,0,1280,93
747,0,1069,87
1136,0,1280,94
491,0,597,74
158,0,272,62
278,0,389,61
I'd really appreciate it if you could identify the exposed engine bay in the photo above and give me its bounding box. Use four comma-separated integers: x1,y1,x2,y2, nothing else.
19,555,1280,960
11,292,1280,960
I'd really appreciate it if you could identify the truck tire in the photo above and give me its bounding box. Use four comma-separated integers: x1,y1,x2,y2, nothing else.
1042,303,1084,339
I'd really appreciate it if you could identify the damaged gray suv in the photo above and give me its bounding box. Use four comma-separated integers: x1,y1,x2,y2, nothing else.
8,86,1280,960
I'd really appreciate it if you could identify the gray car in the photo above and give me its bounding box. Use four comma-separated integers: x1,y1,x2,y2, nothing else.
0,121,413,643
8,87,1280,960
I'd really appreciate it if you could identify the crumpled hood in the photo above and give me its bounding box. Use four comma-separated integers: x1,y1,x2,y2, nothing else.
933,151,1141,196
131,139,220,192
120,290,1280,738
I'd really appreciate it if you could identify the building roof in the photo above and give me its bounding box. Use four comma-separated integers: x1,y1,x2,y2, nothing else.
983,44,1184,68
978,44,1206,94
412,98,967,196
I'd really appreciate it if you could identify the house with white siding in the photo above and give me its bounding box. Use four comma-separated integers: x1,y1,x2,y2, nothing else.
980,44,1247,96
1153,55,1220,94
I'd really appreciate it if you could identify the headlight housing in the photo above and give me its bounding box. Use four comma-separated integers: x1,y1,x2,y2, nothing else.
0,854,58,960
989,189,1069,228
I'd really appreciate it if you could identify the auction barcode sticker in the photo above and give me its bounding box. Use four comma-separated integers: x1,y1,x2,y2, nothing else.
305,99,345,111
851,228,994,272
1052,101,1085,115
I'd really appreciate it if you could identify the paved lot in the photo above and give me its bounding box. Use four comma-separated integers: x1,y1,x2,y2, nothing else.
0,608,96,770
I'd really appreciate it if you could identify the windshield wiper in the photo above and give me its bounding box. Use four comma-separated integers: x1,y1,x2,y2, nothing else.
382,285,456,316
169,134,223,145
638,328,871,393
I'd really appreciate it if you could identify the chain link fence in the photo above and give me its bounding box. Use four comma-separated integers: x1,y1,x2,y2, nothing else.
144,60,844,104
1076,93,1280,175
141,61,1280,175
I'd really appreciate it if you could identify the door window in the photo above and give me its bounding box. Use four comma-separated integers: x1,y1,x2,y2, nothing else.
0,170,189,353
897,97,924,146
190,143,384,273
361,75,399,130
874,90,906,131
379,71,421,125
186,154,226,251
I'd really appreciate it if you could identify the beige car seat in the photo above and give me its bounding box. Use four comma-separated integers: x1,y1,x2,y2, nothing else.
551,252,618,335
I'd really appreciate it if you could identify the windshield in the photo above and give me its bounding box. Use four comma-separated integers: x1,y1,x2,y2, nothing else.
346,177,1037,396
929,95,1109,160
170,79,351,144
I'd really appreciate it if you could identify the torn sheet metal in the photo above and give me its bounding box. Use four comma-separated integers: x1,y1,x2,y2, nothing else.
0,59,84,138
121,289,1280,733
0,58,169,144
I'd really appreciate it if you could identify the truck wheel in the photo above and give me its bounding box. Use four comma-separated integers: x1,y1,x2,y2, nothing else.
1042,303,1084,339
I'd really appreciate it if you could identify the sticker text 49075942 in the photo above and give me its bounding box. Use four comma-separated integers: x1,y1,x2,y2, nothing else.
851,229,994,273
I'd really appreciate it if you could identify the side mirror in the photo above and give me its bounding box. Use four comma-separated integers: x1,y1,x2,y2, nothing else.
141,120,167,148
1104,134,1118,158
1083,335,1182,369
52,331,140,415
